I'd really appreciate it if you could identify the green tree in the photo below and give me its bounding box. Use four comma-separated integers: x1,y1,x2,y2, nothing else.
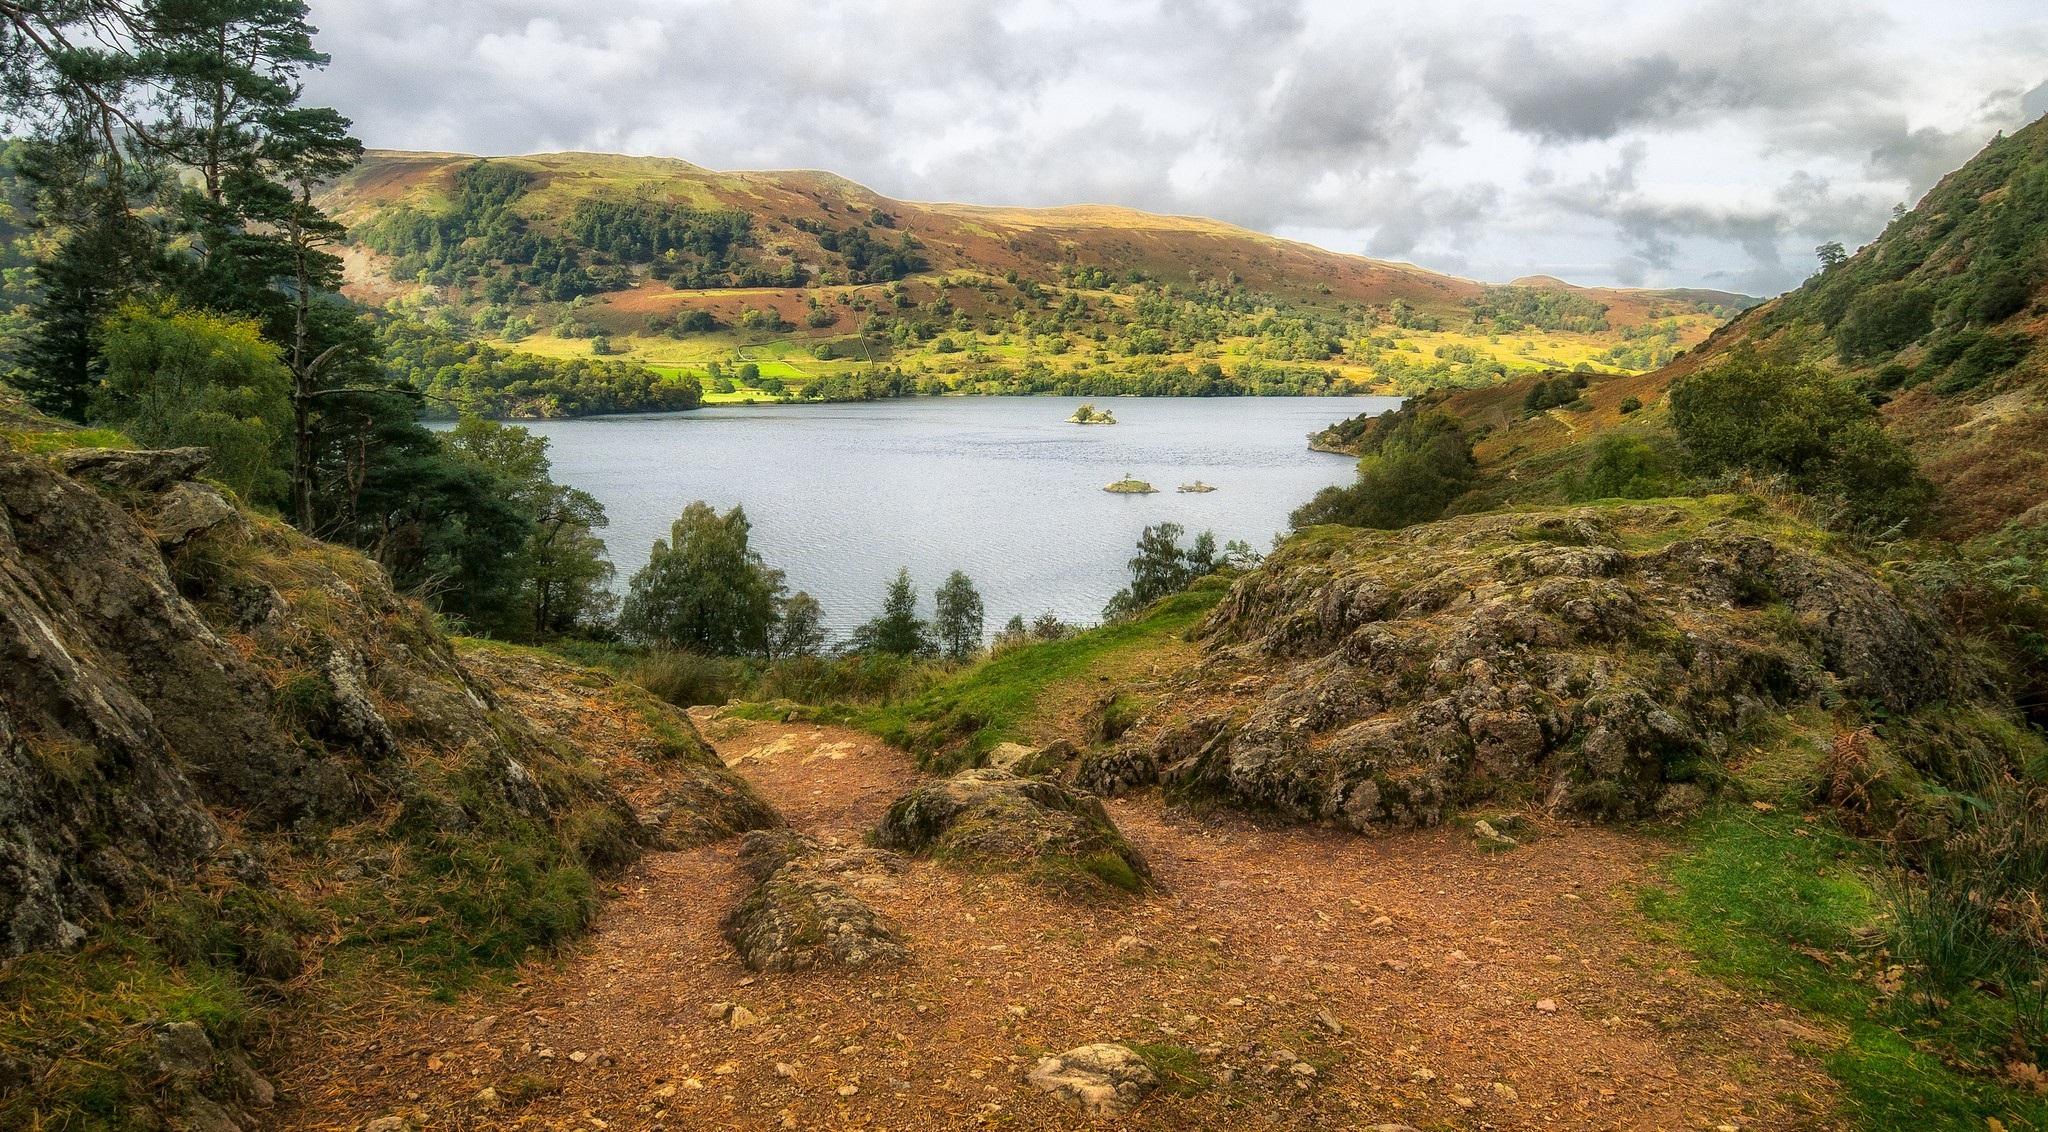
1103,522,1218,621
90,301,291,504
618,502,780,655
850,568,935,657
1566,434,1675,502
933,570,985,661
1291,403,1475,530
440,417,616,637
771,591,827,659
1670,346,1935,530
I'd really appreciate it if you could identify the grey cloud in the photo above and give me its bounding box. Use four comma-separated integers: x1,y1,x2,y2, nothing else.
300,0,2047,294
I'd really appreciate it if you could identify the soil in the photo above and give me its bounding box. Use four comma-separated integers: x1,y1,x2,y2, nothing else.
277,713,1843,1132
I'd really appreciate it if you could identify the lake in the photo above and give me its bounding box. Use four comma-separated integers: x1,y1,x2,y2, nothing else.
516,396,1395,640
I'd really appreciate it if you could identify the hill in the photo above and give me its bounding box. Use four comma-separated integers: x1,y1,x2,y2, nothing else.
321,151,1755,414
1346,116,2048,539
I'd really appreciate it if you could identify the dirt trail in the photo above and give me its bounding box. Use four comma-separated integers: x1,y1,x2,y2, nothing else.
280,715,1840,1132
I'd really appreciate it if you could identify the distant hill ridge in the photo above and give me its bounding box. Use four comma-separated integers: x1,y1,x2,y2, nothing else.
322,149,1757,415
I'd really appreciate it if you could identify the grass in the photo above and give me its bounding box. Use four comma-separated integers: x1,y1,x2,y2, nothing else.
861,583,1223,771
1643,803,2048,1131
0,425,132,453
1130,1042,1215,1097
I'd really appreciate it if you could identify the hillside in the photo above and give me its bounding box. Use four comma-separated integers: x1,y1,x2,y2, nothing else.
321,151,1754,414
1357,116,2048,539
0,411,777,1127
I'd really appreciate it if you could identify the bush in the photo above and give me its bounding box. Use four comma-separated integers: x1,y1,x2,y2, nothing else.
1836,281,1935,361
1935,331,2033,394
1291,401,1475,530
1567,434,1674,501
1670,346,1934,531
1618,395,1643,414
625,649,731,707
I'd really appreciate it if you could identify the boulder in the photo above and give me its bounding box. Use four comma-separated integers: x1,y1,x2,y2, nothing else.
874,768,1153,897
1072,743,1158,797
154,482,244,550
721,831,907,972
985,738,1076,777
1027,1043,1158,1116
154,1021,214,1078
54,446,211,492
1183,503,1976,830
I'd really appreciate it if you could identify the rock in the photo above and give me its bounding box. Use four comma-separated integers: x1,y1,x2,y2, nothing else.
728,1007,759,1029
154,1021,214,1078
1026,1043,1158,1116
1536,999,1558,1012
721,831,907,972
1472,819,1518,849
986,739,1076,777
1072,743,1158,797
985,742,1038,771
473,1086,501,1107
174,1094,244,1132
54,446,212,492
1314,1008,1345,1035
1179,502,1977,831
153,482,244,550
873,768,1153,897
363,1118,407,1132
224,1048,275,1108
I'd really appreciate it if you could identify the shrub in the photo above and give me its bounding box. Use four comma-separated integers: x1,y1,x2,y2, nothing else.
1618,395,1643,414
1567,434,1674,501
625,648,731,707
1291,401,1475,530
1837,281,1935,361
1670,346,1934,531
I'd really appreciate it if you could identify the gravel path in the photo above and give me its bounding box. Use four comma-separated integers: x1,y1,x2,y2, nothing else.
278,713,1841,1131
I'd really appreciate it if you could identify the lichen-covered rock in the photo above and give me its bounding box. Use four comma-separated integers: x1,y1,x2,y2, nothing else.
0,439,781,958
874,768,1153,896
1176,502,1976,829
1027,1043,1158,1115
53,446,211,492
986,738,1077,777
721,830,906,972
1072,744,1158,797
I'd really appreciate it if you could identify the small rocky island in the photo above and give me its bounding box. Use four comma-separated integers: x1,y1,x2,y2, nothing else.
1177,479,1216,493
1103,473,1157,494
1067,403,1116,424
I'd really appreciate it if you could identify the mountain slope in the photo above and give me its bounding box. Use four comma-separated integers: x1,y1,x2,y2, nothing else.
0,414,777,1127
322,151,1753,412
1391,117,2048,538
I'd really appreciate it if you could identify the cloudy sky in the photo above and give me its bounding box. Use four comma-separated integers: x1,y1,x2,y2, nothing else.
302,0,2048,297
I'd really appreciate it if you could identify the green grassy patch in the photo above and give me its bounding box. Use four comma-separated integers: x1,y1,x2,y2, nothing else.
861,585,1222,771
1643,804,2048,1131
1,426,133,453
1130,1042,1214,1097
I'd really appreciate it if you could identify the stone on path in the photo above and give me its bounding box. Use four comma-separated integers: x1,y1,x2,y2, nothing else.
1026,1043,1158,1116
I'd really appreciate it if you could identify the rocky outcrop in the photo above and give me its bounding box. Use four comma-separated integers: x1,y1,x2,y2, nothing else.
0,441,774,955
1027,1043,1158,1116
1156,502,1975,829
721,830,906,972
873,768,1153,897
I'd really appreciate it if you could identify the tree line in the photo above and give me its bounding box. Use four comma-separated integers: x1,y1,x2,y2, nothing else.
0,1,608,635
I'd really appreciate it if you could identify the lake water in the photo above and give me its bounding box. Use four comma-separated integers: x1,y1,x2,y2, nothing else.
517,396,1394,639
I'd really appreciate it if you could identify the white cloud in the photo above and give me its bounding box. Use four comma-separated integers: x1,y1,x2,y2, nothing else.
301,0,2048,295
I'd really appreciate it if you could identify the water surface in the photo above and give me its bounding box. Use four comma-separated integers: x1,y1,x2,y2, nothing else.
520,396,1394,638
